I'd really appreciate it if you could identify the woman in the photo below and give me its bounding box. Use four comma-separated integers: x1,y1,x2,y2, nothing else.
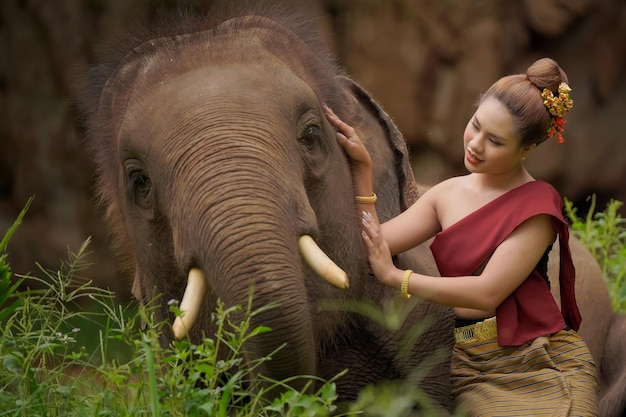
325,58,599,416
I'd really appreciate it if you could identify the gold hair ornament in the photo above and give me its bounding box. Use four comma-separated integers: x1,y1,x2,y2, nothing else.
540,82,573,144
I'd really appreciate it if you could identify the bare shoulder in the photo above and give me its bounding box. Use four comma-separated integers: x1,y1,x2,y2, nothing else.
426,175,478,229
418,176,466,200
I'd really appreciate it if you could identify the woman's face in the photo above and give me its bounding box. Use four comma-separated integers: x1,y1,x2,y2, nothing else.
463,97,531,175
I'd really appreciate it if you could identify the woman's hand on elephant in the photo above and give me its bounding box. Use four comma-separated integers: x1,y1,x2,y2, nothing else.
323,104,372,171
360,211,400,288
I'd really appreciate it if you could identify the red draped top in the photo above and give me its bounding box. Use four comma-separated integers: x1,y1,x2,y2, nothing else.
430,180,581,346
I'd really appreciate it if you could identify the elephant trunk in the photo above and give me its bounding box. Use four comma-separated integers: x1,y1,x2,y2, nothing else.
173,237,347,340
167,143,344,385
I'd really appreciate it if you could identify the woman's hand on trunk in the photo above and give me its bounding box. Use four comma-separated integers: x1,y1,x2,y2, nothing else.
360,210,401,288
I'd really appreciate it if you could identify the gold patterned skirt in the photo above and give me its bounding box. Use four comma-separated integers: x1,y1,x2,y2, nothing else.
451,327,599,416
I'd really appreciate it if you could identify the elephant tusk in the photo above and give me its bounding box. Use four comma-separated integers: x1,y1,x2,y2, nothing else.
298,235,349,289
172,268,208,340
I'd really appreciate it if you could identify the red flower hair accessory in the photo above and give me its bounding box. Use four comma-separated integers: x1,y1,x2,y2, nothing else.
541,82,573,143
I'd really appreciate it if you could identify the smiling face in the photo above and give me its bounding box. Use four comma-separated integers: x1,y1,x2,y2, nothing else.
463,97,533,176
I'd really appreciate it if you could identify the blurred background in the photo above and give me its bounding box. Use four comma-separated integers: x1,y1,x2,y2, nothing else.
1,0,625,302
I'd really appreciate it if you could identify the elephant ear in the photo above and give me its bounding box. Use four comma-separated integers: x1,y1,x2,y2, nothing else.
336,76,419,210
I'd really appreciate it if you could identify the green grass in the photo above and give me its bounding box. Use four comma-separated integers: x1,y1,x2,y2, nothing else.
565,195,626,313
0,198,30,323
0,252,349,416
0,203,349,416
3,194,624,416
1,201,461,416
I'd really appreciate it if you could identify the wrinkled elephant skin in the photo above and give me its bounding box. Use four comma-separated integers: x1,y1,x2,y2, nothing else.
80,4,454,408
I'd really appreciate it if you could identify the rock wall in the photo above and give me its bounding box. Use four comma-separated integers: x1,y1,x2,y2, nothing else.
330,0,626,199
1,0,624,300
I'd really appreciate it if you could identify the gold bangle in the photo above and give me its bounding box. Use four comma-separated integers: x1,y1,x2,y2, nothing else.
401,269,412,300
355,193,377,204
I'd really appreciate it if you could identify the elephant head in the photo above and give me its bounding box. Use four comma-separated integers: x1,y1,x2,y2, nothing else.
80,4,453,403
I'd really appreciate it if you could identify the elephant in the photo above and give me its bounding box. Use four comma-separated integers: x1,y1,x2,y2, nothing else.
78,3,625,415
79,2,455,409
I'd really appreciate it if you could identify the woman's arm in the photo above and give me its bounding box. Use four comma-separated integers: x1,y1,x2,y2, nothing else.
323,104,377,212
380,187,441,255
324,105,440,254
362,211,556,311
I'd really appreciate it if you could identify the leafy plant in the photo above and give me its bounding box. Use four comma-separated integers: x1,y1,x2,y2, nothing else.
0,261,349,416
0,198,31,322
0,201,461,416
565,195,626,312
0,204,348,416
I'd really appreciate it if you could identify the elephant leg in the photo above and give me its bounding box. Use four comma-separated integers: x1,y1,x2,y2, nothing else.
599,313,626,417
317,312,453,413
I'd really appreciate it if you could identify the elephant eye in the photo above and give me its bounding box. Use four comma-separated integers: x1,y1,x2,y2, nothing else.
125,161,153,209
298,124,323,151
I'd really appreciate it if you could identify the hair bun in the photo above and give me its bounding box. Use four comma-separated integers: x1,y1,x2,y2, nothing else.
527,58,568,92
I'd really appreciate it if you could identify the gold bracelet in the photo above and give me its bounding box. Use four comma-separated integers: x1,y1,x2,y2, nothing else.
355,193,377,204
401,269,412,300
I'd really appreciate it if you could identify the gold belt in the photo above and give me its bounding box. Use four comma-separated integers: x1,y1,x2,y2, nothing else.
454,317,498,346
